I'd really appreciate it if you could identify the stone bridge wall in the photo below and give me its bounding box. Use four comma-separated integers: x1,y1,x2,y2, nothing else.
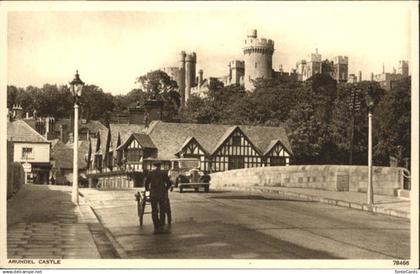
210,165,404,196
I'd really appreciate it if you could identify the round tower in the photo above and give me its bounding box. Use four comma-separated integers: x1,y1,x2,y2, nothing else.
243,29,274,91
179,51,186,107
184,52,197,104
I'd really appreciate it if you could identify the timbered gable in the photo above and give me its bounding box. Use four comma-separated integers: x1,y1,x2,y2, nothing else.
265,140,290,166
176,137,210,171
117,133,157,172
211,127,263,172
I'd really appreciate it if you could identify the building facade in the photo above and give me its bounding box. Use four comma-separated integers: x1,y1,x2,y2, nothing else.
7,120,51,184
86,120,293,188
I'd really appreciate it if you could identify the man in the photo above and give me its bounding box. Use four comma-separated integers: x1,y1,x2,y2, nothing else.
145,161,172,234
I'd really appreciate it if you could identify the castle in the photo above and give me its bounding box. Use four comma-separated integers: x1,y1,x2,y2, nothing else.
159,29,409,105
370,61,409,90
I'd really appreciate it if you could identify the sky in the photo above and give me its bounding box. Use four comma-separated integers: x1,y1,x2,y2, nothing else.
6,1,414,95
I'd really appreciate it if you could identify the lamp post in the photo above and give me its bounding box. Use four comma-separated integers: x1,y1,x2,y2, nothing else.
70,70,85,205
365,87,375,205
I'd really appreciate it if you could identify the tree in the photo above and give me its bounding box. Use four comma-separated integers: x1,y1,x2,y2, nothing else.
286,74,338,164
79,85,115,124
136,70,180,121
373,77,411,166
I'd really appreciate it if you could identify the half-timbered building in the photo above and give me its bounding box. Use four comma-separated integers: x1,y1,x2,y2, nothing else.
86,120,293,188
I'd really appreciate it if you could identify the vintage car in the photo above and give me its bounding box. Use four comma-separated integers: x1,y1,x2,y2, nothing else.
168,158,210,193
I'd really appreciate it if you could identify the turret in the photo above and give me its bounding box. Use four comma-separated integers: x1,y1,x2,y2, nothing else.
184,52,197,103
243,29,274,91
179,51,186,107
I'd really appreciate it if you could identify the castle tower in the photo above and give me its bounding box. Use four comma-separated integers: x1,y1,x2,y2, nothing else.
333,56,349,83
185,52,196,104
243,29,274,91
305,49,322,80
198,69,203,85
229,60,245,86
179,51,186,107
398,60,409,76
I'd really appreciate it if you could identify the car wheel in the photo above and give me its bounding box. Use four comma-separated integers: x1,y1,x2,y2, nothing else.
194,188,199,192
179,187,183,193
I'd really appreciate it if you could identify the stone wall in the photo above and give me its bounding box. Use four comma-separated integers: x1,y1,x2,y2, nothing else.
210,165,404,196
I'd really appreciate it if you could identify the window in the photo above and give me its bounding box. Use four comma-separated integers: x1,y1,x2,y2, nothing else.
232,136,241,146
127,149,142,162
22,147,33,160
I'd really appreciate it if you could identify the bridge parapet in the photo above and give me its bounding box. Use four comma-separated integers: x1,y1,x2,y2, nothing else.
210,165,405,197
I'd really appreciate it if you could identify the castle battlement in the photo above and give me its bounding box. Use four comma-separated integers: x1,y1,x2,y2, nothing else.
243,29,274,55
334,56,348,64
185,52,196,62
229,60,245,69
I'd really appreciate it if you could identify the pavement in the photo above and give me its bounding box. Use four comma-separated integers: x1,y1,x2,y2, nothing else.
79,187,410,259
214,185,411,219
7,184,117,259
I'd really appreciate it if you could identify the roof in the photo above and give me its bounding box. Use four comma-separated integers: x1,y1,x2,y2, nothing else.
55,119,107,133
52,140,89,170
109,123,146,151
145,121,293,160
7,120,49,143
240,125,293,156
145,121,231,160
117,133,156,150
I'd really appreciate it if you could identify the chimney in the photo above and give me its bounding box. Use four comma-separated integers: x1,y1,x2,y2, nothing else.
198,69,203,84
358,71,362,82
370,72,374,81
12,104,23,119
382,63,385,74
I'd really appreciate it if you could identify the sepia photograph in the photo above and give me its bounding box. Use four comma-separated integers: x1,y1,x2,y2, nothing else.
0,1,418,270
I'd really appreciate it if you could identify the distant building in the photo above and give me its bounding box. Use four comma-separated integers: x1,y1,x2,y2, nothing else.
398,60,409,77
333,56,349,83
7,120,51,184
295,50,348,83
372,60,409,90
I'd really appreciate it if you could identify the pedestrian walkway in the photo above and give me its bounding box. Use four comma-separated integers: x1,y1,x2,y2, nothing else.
215,185,410,219
7,184,102,259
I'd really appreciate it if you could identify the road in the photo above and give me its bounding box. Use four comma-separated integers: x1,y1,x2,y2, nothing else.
81,188,410,259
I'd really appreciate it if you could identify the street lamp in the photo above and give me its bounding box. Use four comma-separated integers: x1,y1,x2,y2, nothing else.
70,70,85,204
365,86,375,205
